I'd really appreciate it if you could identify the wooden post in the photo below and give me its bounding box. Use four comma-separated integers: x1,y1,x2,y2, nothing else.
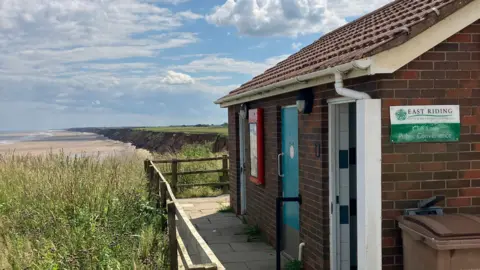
148,163,152,180
171,160,178,195
148,165,154,200
148,165,154,184
144,159,149,174
153,172,160,208
222,155,229,194
160,181,167,232
168,202,178,270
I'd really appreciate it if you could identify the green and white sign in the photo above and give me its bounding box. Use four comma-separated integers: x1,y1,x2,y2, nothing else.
390,105,460,143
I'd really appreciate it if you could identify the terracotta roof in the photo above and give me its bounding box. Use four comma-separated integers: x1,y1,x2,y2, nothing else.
223,0,473,99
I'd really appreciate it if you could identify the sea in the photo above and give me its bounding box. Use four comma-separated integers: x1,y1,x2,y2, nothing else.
0,130,58,145
0,130,144,158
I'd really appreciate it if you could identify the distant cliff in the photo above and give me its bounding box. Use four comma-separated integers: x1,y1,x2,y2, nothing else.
68,128,228,154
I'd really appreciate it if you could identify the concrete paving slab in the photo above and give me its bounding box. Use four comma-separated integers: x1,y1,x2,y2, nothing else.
196,222,245,230
196,229,222,238
191,217,211,225
205,234,249,244
216,250,276,263
194,203,224,210
200,209,222,215
208,243,234,253
230,242,275,252
216,227,246,236
222,263,250,270
246,259,276,270
207,213,238,220
187,212,209,219
178,196,276,270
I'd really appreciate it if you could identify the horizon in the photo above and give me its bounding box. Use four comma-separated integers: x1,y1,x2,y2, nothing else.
0,0,392,131
0,123,228,133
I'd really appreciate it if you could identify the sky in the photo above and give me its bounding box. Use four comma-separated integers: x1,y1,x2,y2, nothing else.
0,0,392,131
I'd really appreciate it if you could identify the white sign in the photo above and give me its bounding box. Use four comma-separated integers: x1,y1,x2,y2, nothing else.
390,105,460,143
390,105,460,125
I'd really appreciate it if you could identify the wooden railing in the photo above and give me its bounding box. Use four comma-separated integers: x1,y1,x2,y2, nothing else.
144,159,225,270
151,155,229,195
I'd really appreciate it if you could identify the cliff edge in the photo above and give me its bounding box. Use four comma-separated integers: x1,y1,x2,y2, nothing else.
68,128,228,154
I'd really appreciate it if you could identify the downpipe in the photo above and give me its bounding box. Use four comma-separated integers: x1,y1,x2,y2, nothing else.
334,72,371,100
298,242,305,262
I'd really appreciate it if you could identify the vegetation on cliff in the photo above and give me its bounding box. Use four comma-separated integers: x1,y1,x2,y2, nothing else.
136,125,228,136
0,152,167,269
154,143,228,198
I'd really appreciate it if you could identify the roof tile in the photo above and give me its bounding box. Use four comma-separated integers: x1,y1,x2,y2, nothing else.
223,0,473,99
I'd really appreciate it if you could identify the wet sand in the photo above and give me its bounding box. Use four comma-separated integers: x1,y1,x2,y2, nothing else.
0,131,151,158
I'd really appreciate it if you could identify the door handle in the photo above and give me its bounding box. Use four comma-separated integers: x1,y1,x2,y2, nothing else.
278,153,284,177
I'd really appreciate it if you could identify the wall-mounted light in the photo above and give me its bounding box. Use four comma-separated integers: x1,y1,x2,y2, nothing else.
296,88,314,114
239,103,248,119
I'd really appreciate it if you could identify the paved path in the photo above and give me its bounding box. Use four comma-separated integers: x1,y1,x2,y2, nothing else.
178,195,276,270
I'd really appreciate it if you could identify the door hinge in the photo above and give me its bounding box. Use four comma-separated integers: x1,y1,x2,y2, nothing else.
336,196,339,204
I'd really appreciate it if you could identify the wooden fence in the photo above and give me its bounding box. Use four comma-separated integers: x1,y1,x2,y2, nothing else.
144,159,225,270
151,155,229,195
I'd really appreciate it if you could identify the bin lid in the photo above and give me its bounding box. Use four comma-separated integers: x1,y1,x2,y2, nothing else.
398,214,480,239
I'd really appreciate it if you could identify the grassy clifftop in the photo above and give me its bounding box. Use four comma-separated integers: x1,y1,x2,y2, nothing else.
0,152,168,269
135,126,228,136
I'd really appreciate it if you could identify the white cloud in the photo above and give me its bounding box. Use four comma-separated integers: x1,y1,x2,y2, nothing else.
113,92,125,98
207,0,393,37
292,42,302,50
161,53,228,61
178,10,204,20
0,0,201,89
55,98,75,104
157,0,191,4
195,76,232,81
175,54,289,76
161,71,195,85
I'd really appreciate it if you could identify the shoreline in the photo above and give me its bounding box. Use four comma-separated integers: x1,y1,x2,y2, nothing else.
0,130,151,159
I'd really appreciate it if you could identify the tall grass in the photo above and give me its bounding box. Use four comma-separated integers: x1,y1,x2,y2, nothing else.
0,152,167,269
154,144,228,198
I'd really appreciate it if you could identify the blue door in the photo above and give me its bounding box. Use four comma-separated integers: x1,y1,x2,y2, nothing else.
281,106,300,258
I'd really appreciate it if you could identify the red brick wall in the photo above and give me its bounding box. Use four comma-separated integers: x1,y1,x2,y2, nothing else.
227,106,240,212
226,19,480,270
227,77,378,270
379,20,480,270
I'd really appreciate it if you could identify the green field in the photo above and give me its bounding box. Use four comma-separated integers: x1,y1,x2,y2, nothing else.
136,126,228,136
0,152,167,269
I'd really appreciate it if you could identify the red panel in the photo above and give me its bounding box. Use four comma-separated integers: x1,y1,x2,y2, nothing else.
248,108,264,185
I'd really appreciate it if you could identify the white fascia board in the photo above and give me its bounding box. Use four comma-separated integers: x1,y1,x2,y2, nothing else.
216,62,372,108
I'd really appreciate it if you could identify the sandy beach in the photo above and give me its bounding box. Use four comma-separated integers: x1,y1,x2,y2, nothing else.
0,131,150,158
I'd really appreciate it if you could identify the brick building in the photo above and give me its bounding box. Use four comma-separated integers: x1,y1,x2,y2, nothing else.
214,0,480,269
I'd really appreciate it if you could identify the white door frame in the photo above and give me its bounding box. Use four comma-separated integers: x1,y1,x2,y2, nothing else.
239,111,247,215
328,98,382,270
